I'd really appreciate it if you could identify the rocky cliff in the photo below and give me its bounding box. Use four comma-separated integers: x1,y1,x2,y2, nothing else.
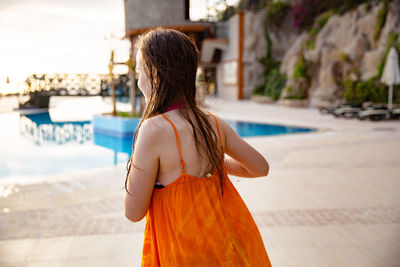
245,0,400,107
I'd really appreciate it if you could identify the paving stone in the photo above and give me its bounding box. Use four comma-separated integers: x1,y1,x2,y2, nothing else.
1,98,399,266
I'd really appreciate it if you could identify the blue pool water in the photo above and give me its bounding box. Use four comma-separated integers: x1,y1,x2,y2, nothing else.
0,111,316,178
226,121,314,137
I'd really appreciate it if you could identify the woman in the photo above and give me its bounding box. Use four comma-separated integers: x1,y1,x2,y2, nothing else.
124,28,271,266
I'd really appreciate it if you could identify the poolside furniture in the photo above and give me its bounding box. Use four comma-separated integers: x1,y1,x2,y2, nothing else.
319,103,362,117
319,102,400,121
333,107,362,119
358,108,400,120
380,47,400,112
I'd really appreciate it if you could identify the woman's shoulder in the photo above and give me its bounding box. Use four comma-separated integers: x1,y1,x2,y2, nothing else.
204,111,228,132
136,115,170,143
141,110,227,136
140,115,170,134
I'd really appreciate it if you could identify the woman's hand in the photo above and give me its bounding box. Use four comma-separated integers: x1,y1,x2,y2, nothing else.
218,117,269,178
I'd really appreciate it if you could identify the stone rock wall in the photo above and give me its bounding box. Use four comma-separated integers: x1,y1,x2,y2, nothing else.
242,7,302,99
242,10,267,98
251,1,400,107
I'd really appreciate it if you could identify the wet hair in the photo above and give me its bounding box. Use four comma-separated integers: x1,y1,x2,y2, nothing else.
124,28,224,196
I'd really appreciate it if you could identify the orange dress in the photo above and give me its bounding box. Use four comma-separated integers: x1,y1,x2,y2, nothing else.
141,112,271,266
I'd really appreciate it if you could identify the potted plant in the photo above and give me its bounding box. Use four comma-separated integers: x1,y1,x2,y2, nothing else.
280,51,310,108
93,49,142,141
280,83,309,108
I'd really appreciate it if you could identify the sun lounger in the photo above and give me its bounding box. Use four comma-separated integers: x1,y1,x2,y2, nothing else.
319,102,399,121
319,103,362,115
358,108,400,120
333,106,362,118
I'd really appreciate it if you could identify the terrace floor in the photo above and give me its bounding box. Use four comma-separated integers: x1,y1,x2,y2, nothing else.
1,96,399,266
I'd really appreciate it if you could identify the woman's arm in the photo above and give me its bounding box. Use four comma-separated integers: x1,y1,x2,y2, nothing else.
218,117,269,178
124,118,160,222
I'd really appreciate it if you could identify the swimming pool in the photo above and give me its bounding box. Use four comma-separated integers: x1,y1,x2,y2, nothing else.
226,120,314,137
0,110,316,178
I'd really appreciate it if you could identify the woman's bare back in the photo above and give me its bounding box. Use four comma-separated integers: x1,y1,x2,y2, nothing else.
153,109,223,187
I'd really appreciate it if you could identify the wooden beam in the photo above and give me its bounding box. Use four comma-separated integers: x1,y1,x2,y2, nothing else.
129,37,137,114
237,11,244,100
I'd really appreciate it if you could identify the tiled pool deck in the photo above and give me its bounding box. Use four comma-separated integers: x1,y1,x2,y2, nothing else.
1,97,400,266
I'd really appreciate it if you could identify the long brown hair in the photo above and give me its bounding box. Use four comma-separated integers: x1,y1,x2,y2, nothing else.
124,28,224,196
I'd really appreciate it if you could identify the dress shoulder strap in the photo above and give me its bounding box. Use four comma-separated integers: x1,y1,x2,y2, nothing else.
207,111,225,154
160,114,185,173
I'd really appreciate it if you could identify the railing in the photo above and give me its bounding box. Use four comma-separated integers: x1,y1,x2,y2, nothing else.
25,73,131,97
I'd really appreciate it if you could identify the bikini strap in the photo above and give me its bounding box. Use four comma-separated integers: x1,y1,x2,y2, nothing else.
208,111,225,154
160,114,186,173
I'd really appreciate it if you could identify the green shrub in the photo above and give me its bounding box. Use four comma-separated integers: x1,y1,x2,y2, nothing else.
116,111,140,118
293,64,307,79
284,85,308,99
339,52,351,63
291,0,368,30
340,27,400,104
316,10,334,28
343,77,400,104
365,2,372,11
265,0,291,26
305,39,316,50
262,69,287,100
286,52,311,99
258,0,269,9
253,84,265,96
304,10,333,51
254,30,286,100
374,0,388,42
292,55,308,80
215,0,248,21
216,5,236,21
258,32,280,74
284,94,307,100
388,31,399,45
377,32,400,79
258,54,280,76
253,69,286,100
377,46,392,78
308,27,319,38
343,78,368,103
